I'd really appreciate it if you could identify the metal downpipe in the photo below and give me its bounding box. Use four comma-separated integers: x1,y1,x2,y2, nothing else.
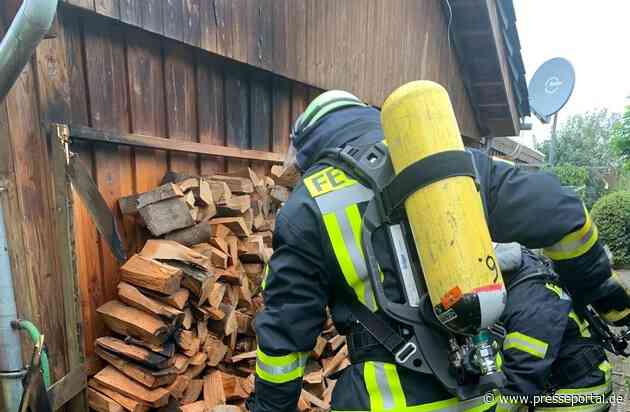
0,1,60,409
0,0,59,103
0,201,24,411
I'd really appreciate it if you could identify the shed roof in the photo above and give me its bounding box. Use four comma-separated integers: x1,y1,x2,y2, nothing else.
448,0,530,136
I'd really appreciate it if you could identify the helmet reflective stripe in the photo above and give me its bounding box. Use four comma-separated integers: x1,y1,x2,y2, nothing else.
291,90,366,143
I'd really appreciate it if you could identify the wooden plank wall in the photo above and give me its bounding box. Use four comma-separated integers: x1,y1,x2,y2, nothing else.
62,0,481,137
0,2,319,381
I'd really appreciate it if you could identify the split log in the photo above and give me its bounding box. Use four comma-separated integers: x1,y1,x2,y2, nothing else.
205,335,228,367
215,267,242,286
136,183,184,209
177,177,200,192
167,374,192,399
311,336,327,359
270,164,301,187
209,282,227,308
185,363,206,379
221,373,252,401
184,191,196,207
301,389,330,410
146,288,189,310
208,181,231,203
87,387,124,412
117,282,183,320
238,237,265,263
193,179,214,206
235,311,253,336
189,352,208,366
141,240,210,271
96,337,173,370
169,262,213,305
164,222,214,247
119,194,140,215
192,244,229,269
123,337,175,359
209,237,229,255
229,350,256,363
322,345,349,378
176,330,201,357
210,175,254,194
197,203,218,223
97,301,171,346
140,198,195,237
93,366,170,408
95,346,176,388
120,255,182,295
180,401,206,412
203,370,226,409
209,217,251,237
182,379,205,405
270,185,290,204
173,354,191,374
88,380,149,412
328,335,346,352
216,195,251,216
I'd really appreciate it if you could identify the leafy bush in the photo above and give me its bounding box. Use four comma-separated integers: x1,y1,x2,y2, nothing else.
591,191,630,267
552,164,589,188
550,164,605,208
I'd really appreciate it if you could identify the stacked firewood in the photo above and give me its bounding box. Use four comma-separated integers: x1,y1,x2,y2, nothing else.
88,166,348,412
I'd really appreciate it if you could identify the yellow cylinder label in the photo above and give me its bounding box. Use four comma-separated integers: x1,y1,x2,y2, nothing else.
381,81,503,307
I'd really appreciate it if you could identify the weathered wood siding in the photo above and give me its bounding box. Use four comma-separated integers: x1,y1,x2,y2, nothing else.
0,3,319,383
62,0,481,137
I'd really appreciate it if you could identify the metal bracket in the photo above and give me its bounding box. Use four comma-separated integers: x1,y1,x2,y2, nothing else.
52,124,71,164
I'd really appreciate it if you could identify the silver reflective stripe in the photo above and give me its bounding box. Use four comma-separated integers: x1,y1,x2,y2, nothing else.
256,354,307,376
336,209,377,310
389,224,420,307
314,183,373,213
374,362,395,410
545,224,594,254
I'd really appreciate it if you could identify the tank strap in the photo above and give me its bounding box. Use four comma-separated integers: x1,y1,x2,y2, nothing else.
381,150,477,216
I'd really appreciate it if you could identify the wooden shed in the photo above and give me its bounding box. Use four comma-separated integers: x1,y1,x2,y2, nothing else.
0,0,528,410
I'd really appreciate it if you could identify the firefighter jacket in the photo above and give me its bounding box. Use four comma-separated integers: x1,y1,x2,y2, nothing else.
252,106,610,412
496,248,611,412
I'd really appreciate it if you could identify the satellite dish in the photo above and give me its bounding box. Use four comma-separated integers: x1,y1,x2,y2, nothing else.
528,57,575,123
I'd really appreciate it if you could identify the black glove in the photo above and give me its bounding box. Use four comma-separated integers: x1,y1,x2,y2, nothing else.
590,272,630,326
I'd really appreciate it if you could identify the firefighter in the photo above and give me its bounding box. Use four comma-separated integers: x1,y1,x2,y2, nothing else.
251,90,626,412
493,243,611,412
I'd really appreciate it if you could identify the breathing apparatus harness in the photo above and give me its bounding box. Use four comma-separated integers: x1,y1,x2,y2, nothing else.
316,141,505,400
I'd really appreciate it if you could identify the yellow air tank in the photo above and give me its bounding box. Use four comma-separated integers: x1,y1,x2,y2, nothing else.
381,81,505,334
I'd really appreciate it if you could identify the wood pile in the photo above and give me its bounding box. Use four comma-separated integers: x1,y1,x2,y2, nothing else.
90,166,346,412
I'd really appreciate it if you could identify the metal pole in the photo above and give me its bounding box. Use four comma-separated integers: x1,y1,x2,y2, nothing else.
0,0,59,104
549,113,559,166
0,199,24,412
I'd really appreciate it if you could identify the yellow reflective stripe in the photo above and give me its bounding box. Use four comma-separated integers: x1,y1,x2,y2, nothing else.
383,363,407,409
331,395,495,412
261,264,269,290
544,208,598,260
568,311,591,338
504,332,549,359
255,347,307,384
323,212,375,309
304,166,357,197
363,362,407,410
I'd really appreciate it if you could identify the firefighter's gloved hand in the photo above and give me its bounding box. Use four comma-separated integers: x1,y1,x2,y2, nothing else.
591,272,630,326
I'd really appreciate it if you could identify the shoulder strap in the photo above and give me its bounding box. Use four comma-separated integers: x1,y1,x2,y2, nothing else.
334,276,411,361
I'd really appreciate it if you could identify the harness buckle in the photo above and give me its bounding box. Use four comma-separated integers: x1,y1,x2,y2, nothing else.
395,341,417,364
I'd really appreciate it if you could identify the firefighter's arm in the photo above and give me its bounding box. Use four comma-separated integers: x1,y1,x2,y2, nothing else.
499,282,571,398
480,153,629,324
252,211,329,412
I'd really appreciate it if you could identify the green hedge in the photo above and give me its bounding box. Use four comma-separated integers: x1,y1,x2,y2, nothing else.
592,191,630,267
